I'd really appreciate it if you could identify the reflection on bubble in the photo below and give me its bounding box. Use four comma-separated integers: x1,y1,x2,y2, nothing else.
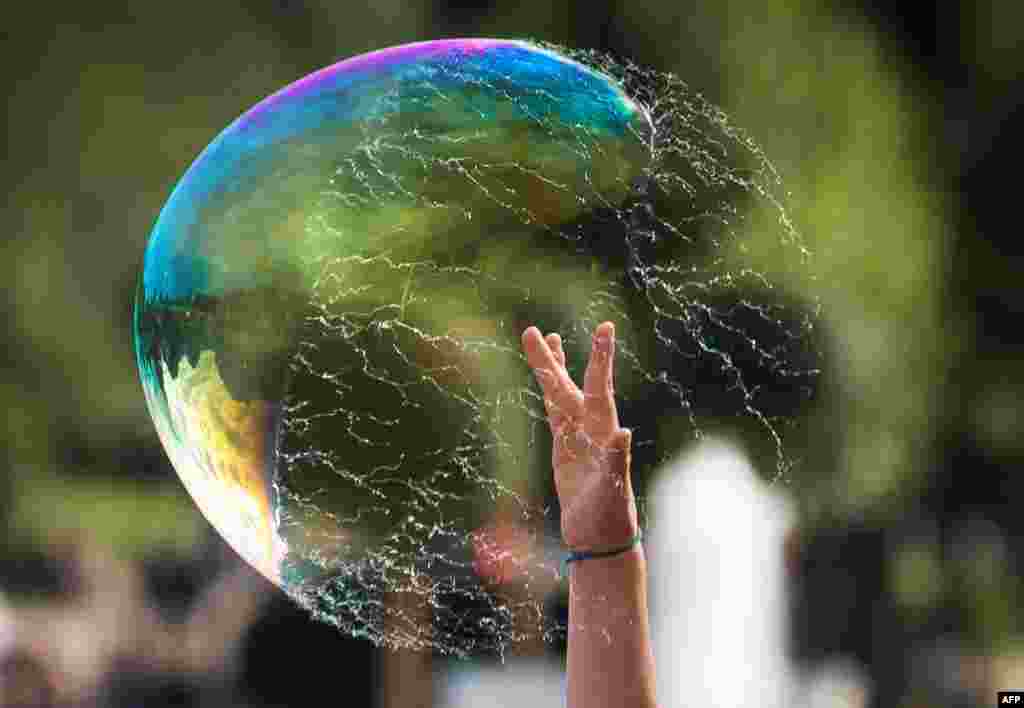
134,38,819,656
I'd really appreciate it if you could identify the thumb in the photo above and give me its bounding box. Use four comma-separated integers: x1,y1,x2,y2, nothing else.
617,427,632,450
610,427,633,481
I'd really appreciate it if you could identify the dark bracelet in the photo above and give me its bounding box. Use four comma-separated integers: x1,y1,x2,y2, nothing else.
561,529,643,579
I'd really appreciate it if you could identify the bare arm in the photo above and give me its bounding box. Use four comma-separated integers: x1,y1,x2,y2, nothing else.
522,322,657,708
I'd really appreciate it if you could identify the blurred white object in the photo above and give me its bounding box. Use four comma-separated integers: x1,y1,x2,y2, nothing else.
649,438,796,708
801,658,871,708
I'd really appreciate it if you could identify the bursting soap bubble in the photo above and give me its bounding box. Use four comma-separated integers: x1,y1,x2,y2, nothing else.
134,39,819,656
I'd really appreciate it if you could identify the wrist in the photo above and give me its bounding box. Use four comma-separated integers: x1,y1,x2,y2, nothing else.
562,529,643,578
565,526,641,555
565,541,646,586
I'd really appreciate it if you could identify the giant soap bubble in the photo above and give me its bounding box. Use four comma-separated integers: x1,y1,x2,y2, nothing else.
134,39,819,656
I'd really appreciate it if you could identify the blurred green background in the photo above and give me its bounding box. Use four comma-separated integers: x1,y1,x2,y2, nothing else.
2,1,1022,706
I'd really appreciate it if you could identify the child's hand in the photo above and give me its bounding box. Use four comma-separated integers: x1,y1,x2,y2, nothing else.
522,322,638,552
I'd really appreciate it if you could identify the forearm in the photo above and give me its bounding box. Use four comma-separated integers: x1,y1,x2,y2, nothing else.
566,544,657,708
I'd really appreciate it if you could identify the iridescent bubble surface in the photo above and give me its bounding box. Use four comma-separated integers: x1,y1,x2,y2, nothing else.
134,39,819,656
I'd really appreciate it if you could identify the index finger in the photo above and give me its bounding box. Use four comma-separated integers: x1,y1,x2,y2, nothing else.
521,326,583,420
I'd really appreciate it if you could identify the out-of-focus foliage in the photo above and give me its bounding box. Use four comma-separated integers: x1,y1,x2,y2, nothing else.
703,0,953,519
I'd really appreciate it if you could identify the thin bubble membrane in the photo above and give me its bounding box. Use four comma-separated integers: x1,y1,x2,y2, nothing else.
134,39,819,657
